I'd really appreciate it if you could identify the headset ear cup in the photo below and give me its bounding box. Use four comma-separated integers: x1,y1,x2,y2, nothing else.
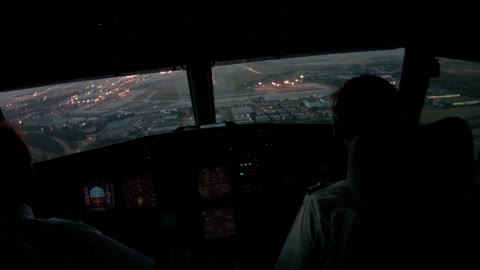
333,116,340,137
334,116,356,141
27,167,35,199
333,116,342,138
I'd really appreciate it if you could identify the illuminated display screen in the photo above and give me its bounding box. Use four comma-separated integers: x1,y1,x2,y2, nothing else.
84,179,115,211
201,207,236,239
198,166,232,200
123,175,157,209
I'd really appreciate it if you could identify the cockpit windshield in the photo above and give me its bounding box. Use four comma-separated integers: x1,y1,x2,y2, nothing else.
420,57,480,146
213,48,404,124
0,48,404,163
0,70,192,162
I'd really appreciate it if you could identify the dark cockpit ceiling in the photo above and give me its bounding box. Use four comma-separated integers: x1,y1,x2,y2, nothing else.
1,3,479,92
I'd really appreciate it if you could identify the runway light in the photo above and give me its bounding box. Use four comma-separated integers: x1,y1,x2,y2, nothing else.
426,94,460,99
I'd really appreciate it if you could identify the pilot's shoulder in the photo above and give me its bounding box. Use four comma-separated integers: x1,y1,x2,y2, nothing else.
307,182,329,195
307,180,350,196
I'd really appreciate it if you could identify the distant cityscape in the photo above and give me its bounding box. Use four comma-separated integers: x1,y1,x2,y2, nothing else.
2,49,479,163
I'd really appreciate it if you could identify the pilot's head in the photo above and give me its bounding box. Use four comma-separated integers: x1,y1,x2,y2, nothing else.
0,121,34,210
331,75,399,143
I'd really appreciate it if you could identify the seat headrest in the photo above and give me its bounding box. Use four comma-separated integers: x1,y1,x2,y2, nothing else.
348,116,475,211
418,116,475,187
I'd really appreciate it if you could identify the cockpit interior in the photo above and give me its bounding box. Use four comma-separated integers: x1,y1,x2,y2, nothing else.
1,4,479,270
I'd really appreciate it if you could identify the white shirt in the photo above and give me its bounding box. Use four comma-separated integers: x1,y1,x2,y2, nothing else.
275,180,354,270
10,204,156,270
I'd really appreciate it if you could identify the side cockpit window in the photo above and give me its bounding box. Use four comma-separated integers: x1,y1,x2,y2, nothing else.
420,58,480,180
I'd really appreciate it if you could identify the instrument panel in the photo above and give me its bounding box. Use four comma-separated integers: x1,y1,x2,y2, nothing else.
31,124,346,269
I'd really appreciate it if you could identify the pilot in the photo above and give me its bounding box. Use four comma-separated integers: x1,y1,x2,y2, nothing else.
0,120,156,270
275,75,399,270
